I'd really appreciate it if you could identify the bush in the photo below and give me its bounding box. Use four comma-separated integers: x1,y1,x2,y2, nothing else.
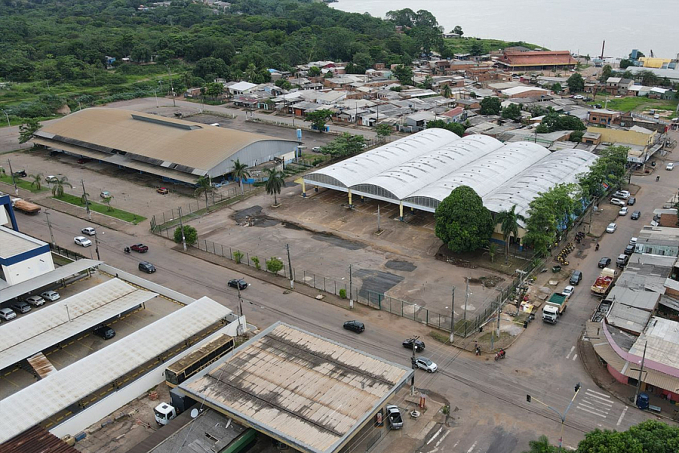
339,288,347,299
233,250,243,264
251,256,260,270
266,257,284,274
173,225,197,245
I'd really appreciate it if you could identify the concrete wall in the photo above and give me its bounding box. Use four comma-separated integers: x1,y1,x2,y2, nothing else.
3,251,55,285
587,126,656,147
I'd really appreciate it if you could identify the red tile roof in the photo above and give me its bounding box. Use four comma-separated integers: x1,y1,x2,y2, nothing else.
442,107,464,118
1,426,80,453
498,50,576,67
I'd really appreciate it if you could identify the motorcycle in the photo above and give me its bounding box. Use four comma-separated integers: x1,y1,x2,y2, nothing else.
494,349,506,361
124,247,131,254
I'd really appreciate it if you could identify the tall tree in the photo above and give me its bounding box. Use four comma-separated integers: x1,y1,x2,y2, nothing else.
231,159,251,195
480,97,502,115
452,25,463,36
375,123,393,141
435,186,494,253
305,109,334,133
521,435,556,453
495,205,525,264
194,176,215,209
264,167,285,206
566,72,584,93
599,64,613,82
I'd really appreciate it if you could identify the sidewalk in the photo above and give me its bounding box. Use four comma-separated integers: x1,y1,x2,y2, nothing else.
578,333,679,422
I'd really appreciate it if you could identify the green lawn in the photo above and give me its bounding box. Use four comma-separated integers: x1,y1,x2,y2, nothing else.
54,193,146,224
444,37,544,54
588,95,678,113
0,174,48,193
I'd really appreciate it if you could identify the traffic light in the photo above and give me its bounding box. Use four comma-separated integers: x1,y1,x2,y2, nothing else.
575,383,581,393
526,395,531,403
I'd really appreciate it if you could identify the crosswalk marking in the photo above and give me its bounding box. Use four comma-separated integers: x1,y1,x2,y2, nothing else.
577,405,608,418
575,388,614,419
585,388,611,398
617,406,628,426
566,346,575,359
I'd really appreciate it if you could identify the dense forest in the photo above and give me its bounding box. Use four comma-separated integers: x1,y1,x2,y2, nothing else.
0,0,533,120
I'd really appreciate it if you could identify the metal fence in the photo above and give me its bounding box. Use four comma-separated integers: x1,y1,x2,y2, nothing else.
50,243,86,261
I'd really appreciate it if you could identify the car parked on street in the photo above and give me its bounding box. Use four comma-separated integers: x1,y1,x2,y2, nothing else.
131,244,149,253
613,190,630,199
312,147,321,153
343,320,365,333
403,338,425,352
385,405,403,430
12,170,27,177
569,270,582,285
562,285,575,298
624,244,635,255
610,198,626,207
11,301,31,314
93,325,115,340
606,223,617,233
228,279,248,290
138,261,156,273
415,357,438,372
81,227,96,236
618,207,628,216
631,211,641,220
100,191,111,198
667,163,675,171
0,308,17,321
40,290,60,302
598,257,612,268
25,295,45,307
627,197,636,206
74,236,92,247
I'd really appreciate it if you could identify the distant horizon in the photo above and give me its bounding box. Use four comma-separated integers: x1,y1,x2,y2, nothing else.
332,0,678,60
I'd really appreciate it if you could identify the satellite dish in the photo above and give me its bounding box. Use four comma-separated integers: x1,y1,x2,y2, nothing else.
191,409,199,419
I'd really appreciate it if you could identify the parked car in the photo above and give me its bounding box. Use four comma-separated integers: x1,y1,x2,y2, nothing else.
385,405,403,430
77,157,91,164
343,320,365,333
45,175,58,183
131,244,149,253
81,227,96,236
12,170,27,177
631,211,641,220
228,279,248,290
139,261,156,273
612,190,630,199
312,147,321,153
157,187,169,195
598,257,612,268
403,338,425,352
627,197,636,206
667,163,675,171
569,270,582,285
0,307,17,321
573,95,584,100
93,325,115,340
630,237,638,245
618,207,628,216
610,198,626,207
616,254,629,268
11,301,31,314
415,357,438,373
25,295,45,307
624,244,635,255
562,285,575,298
49,150,62,157
606,223,617,233
74,236,92,247
40,290,60,302
100,191,111,198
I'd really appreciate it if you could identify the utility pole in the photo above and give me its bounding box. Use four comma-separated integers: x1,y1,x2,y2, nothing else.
93,229,101,261
167,65,176,107
377,205,381,233
464,277,469,337
286,243,294,289
349,264,353,309
236,284,244,338
177,207,187,251
81,180,91,220
633,341,648,405
410,335,419,396
7,159,18,195
527,382,581,452
45,210,55,247
449,287,455,344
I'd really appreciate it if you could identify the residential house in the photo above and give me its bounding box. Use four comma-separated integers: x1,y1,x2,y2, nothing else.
440,106,467,123
227,81,258,96
501,86,551,99
649,87,675,100
587,109,621,126
403,111,437,132
456,98,481,109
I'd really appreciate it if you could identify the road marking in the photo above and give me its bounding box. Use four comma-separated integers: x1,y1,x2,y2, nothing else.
426,427,443,445
566,346,575,359
617,406,628,426
572,354,578,361
577,405,608,418
577,402,609,415
467,441,477,452
584,394,614,405
586,389,611,398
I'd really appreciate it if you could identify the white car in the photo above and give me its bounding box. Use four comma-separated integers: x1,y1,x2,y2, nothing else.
0,308,17,321
667,163,675,171
613,190,630,199
25,295,45,307
630,237,638,245
312,147,321,153
619,207,628,216
573,95,584,100
415,357,438,373
610,198,626,207
81,227,96,236
562,285,575,298
41,290,60,302
606,223,617,233
45,175,58,183
74,236,92,247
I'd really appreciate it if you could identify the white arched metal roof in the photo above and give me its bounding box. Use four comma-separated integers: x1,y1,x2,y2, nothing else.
405,141,549,208
484,148,599,224
354,135,502,201
304,128,459,190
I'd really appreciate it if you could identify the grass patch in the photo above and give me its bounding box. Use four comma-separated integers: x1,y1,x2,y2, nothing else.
477,330,512,343
588,95,678,113
443,37,544,54
429,330,451,344
54,193,146,224
51,253,74,266
0,174,48,193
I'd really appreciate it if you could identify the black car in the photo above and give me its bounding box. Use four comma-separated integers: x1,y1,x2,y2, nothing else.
228,279,248,290
403,338,425,352
624,244,635,255
12,170,27,178
598,257,611,268
343,320,365,333
631,211,641,220
93,325,115,340
138,261,156,273
627,197,636,206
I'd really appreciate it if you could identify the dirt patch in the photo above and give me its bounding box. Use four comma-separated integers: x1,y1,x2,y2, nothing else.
385,260,417,272
468,275,505,288
232,205,280,227
312,232,365,250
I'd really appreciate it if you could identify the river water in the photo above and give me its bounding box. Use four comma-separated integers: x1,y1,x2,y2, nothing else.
332,0,678,60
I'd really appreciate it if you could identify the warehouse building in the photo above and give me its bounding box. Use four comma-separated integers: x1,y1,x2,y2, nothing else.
302,129,598,237
32,108,299,184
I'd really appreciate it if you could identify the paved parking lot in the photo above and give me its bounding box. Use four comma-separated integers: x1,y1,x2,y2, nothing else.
0,271,182,399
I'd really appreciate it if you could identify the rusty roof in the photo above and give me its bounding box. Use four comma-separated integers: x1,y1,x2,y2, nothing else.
180,322,412,453
1,425,79,453
498,50,576,67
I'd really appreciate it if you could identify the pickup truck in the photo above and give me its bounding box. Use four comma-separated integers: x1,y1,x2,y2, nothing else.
542,293,569,324
385,405,403,430
591,268,616,297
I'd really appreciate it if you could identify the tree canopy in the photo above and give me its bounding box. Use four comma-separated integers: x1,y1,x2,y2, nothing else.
305,109,334,132
435,186,494,253
536,112,586,133
426,119,465,137
480,97,502,115
566,72,585,93
320,133,366,158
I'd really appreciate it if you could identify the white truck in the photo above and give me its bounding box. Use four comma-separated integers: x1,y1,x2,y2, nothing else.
542,293,569,324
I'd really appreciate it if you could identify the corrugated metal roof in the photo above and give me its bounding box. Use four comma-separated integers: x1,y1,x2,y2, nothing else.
605,300,652,335
181,323,412,453
1,425,79,453
0,297,232,443
0,278,157,371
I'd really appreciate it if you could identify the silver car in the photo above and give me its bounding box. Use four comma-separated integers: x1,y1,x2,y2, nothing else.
415,357,438,373
40,290,60,302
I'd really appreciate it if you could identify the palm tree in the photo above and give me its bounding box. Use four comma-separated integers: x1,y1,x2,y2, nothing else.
264,167,285,206
51,176,72,198
441,84,452,99
495,205,526,264
29,173,43,191
194,176,215,209
80,191,90,205
103,196,114,212
232,159,251,195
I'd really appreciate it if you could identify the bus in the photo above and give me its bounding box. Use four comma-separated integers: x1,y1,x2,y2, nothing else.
165,334,235,387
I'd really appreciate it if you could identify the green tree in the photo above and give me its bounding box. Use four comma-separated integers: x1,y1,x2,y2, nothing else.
536,112,585,133
469,40,485,56
18,119,42,144
578,145,629,198
434,186,494,253
480,97,502,115
599,64,613,82
375,123,393,141
441,84,452,98
307,66,321,77
501,103,522,121
174,225,198,245
275,79,292,90
488,243,497,263
51,176,72,198
570,130,584,142
193,57,228,80
231,159,251,195
452,25,463,36
638,70,660,86
576,420,679,453
393,64,414,85
103,196,114,212
194,176,215,210
426,119,464,137
305,109,334,132
566,72,584,93
244,63,258,82
522,435,556,453
264,167,284,206
204,82,223,98
130,44,152,63
551,82,562,93
619,58,633,69
321,133,366,157
495,205,525,264
266,256,284,274
29,173,43,191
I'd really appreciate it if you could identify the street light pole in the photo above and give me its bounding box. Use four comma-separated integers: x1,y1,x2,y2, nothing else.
527,383,581,451
7,159,18,195
94,230,101,261
349,264,353,309
286,243,294,289
177,207,187,252
633,341,648,405
449,287,455,344
45,210,55,247
81,180,91,220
